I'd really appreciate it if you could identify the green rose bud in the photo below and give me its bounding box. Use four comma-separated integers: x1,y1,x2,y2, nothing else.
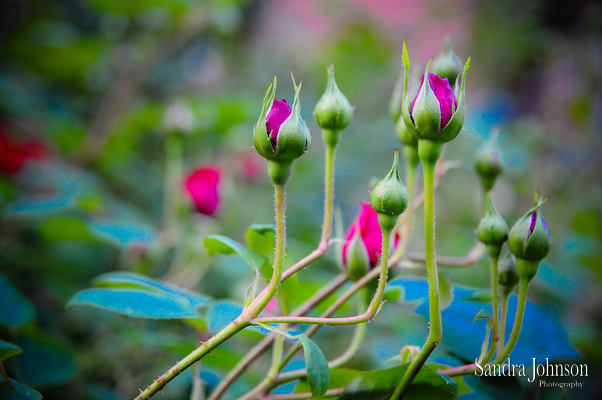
475,142,503,192
431,37,463,87
370,150,409,231
315,65,354,131
508,193,551,281
498,256,519,296
477,192,508,258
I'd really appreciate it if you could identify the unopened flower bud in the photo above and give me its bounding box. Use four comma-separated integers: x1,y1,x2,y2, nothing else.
498,256,519,296
400,43,470,143
254,76,311,163
508,193,551,281
370,150,409,231
163,101,194,135
475,143,503,191
431,38,463,87
315,65,353,131
477,193,508,258
341,203,382,281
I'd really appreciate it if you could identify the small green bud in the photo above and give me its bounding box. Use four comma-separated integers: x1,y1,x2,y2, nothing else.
315,65,353,131
344,229,370,281
431,37,463,87
370,150,409,231
498,256,519,296
508,193,551,281
475,143,503,191
477,192,508,247
395,118,418,148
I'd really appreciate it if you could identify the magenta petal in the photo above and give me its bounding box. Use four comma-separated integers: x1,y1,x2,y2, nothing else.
428,73,458,130
184,166,222,216
266,98,293,146
410,74,425,116
342,203,383,267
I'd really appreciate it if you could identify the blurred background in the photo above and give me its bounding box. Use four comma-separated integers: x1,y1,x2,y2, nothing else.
1,0,601,399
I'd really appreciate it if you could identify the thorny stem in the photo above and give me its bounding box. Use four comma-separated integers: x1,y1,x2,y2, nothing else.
258,388,344,399
498,291,510,354
251,228,392,326
390,139,443,400
135,184,288,400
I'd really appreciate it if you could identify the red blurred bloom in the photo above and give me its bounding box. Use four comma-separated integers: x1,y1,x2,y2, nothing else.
342,203,382,267
183,165,222,216
0,130,47,175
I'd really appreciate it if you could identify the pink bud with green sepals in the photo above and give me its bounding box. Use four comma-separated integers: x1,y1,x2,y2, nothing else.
400,42,470,143
315,65,353,131
341,203,383,281
508,193,551,281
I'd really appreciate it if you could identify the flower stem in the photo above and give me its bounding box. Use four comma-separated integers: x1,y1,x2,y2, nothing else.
481,249,500,363
136,183,288,400
498,291,510,354
162,133,183,244
390,139,443,400
491,279,529,364
320,129,339,249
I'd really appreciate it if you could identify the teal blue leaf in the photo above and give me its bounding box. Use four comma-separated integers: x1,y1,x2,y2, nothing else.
207,301,244,333
0,340,23,362
11,336,75,387
89,220,155,245
0,377,43,400
93,271,211,308
0,274,36,328
67,288,202,319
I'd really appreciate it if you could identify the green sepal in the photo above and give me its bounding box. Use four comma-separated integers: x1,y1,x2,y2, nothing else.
273,77,311,161
253,76,278,160
438,56,470,143
344,229,370,281
410,60,442,140
508,193,551,264
477,192,508,246
370,150,409,218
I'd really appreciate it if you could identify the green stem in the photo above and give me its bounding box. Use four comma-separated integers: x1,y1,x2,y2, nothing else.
136,183,288,400
491,279,529,364
498,291,510,355
267,335,284,380
320,129,339,249
162,133,183,243
481,250,500,363
390,139,443,400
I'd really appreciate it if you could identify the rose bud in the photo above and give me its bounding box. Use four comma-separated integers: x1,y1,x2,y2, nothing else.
498,256,519,296
431,37,463,87
477,192,508,258
475,143,503,192
253,76,311,163
400,43,470,143
0,129,47,175
508,193,551,281
162,101,194,135
370,150,409,231
183,165,222,216
315,65,353,131
341,203,382,281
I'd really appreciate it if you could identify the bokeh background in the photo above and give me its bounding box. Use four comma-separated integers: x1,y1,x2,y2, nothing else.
1,0,601,399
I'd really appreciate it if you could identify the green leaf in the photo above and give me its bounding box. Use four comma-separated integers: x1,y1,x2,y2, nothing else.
0,340,23,362
245,224,276,260
439,272,454,310
255,323,330,399
203,235,265,277
0,274,36,328
0,377,42,400
296,334,330,399
67,288,202,319
340,364,457,400
93,272,211,308
40,216,94,244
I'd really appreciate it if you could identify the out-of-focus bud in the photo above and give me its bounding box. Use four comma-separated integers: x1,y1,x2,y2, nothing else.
341,203,382,281
370,150,409,231
395,118,419,168
401,43,470,143
475,142,503,192
163,101,194,135
399,345,421,365
389,69,405,121
253,76,311,184
498,256,519,296
477,192,508,258
315,65,353,131
431,37,463,87
0,127,48,175
183,165,222,216
508,193,551,281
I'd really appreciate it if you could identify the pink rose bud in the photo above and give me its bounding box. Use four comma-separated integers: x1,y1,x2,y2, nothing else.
411,73,458,132
0,128,48,175
183,165,222,216
266,98,293,149
341,203,382,280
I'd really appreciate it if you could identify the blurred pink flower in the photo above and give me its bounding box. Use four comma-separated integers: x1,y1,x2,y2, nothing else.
0,128,47,175
184,165,222,216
